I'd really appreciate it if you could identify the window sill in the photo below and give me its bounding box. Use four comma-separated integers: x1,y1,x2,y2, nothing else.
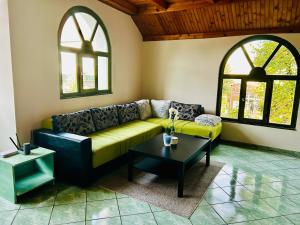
221,118,297,131
60,90,113,100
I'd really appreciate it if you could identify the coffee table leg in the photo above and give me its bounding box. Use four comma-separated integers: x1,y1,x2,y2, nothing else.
206,144,211,167
128,151,133,182
178,164,185,197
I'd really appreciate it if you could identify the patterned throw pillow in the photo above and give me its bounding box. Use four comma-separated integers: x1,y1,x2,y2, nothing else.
151,100,171,118
135,99,152,120
117,103,140,124
53,110,96,135
170,101,202,121
90,105,119,131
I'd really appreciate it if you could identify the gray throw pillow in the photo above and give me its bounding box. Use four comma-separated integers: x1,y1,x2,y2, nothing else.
90,105,119,131
117,103,140,124
135,99,152,120
53,110,96,135
151,100,171,118
170,101,202,121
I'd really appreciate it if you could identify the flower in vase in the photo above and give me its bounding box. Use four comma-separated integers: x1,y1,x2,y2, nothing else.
168,108,179,135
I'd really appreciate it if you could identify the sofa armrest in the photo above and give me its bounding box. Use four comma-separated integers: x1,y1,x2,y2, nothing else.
33,129,92,185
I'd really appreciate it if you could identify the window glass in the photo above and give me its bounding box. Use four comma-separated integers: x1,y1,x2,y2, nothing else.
98,57,109,90
224,48,252,75
61,52,77,93
61,17,82,49
220,79,241,119
266,46,297,75
243,40,278,67
92,25,108,52
269,80,296,125
75,13,97,41
82,57,96,90
244,82,266,120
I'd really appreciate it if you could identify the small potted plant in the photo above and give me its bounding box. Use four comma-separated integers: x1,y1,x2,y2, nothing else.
163,108,179,146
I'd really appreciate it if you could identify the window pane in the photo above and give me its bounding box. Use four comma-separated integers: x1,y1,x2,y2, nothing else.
92,25,108,52
243,40,278,67
61,52,78,94
269,80,296,125
75,13,97,41
220,79,241,119
61,17,82,49
82,57,95,90
265,46,297,76
244,82,266,120
98,56,109,91
224,48,252,75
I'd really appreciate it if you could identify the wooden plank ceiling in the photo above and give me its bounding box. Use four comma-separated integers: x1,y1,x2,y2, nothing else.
98,0,300,41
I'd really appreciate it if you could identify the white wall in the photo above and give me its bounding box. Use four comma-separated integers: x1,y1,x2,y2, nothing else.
142,34,300,152
8,0,143,143
0,0,17,151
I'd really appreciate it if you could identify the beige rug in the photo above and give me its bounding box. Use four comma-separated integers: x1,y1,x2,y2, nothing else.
100,160,224,218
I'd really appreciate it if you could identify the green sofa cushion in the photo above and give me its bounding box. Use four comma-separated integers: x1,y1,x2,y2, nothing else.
87,121,162,168
146,118,222,140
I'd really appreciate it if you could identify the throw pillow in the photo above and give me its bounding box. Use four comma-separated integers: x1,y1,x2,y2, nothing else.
151,99,171,118
135,99,152,120
170,101,202,121
90,105,119,131
53,110,96,135
195,114,222,126
117,103,140,124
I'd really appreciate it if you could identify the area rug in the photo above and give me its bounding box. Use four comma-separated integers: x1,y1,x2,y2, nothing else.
100,160,224,218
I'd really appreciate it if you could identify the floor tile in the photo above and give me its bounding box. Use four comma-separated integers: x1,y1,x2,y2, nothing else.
50,202,86,224
213,174,240,188
86,186,116,202
116,192,129,199
86,217,121,225
122,213,157,225
238,199,280,220
266,196,300,215
62,222,85,225
149,203,165,212
285,213,300,224
86,199,119,220
244,183,281,198
118,197,151,216
190,205,225,225
268,181,300,195
222,185,254,201
233,216,293,225
204,188,230,204
0,197,20,211
154,210,192,225
13,206,52,225
0,210,18,225
212,202,252,223
55,186,86,205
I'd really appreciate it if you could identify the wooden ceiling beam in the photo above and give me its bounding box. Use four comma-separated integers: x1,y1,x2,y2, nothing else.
143,27,300,41
147,0,169,10
98,0,138,15
138,0,255,15
139,0,212,14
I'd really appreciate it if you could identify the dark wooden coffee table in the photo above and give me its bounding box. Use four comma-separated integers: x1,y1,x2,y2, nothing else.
128,133,211,197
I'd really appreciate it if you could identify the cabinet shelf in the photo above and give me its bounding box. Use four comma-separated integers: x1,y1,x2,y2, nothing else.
16,172,54,196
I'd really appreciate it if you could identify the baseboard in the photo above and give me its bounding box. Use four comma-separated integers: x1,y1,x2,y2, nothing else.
219,139,300,159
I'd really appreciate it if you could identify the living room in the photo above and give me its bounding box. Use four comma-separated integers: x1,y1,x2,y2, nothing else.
0,0,300,224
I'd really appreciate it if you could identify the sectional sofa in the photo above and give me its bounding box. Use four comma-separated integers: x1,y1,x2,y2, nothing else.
33,100,222,184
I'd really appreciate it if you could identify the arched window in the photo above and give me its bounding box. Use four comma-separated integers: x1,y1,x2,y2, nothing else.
58,6,111,98
217,35,300,129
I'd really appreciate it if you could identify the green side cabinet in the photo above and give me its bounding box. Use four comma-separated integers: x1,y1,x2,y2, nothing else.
0,147,55,203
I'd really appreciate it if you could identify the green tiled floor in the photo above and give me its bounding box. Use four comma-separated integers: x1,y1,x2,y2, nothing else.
1,144,300,225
